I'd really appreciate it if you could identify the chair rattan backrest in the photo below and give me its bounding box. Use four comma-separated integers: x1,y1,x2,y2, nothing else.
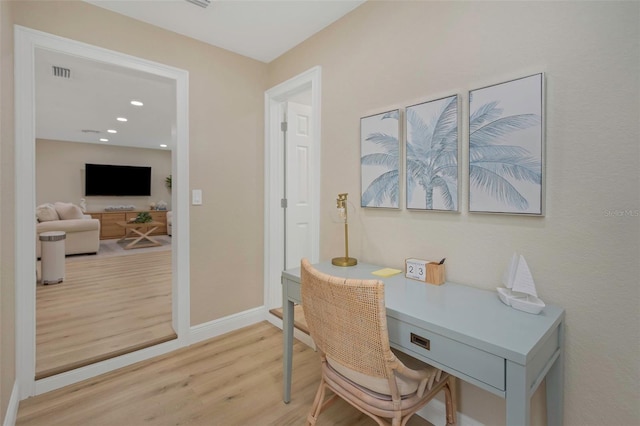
301,259,393,379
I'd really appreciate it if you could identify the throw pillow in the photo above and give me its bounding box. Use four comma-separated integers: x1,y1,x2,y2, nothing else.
36,203,59,222
54,202,84,220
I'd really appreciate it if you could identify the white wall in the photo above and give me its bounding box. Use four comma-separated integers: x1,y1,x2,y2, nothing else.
36,139,172,212
269,1,640,425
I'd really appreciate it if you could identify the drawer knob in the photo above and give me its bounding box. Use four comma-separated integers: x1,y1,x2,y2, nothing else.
410,333,430,351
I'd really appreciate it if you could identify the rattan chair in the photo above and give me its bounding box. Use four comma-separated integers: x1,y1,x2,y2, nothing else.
300,259,457,426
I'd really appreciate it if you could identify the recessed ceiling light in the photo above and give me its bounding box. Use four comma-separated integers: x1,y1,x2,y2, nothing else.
117,117,128,122
99,138,109,142
160,144,168,148
130,100,144,106
107,129,117,134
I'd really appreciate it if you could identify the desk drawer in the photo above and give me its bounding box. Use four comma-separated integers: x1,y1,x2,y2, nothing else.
387,317,505,391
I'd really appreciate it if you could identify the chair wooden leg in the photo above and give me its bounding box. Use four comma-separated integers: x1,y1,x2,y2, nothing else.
444,376,457,425
306,379,326,426
400,413,413,426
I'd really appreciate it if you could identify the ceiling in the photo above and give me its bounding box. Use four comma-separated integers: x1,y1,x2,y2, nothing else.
36,48,176,150
36,0,364,150
85,0,365,63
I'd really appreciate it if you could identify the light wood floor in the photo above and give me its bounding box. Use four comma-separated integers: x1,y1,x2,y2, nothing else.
18,321,433,426
36,250,175,379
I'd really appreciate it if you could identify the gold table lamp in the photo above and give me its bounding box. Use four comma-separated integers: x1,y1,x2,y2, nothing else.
331,193,357,267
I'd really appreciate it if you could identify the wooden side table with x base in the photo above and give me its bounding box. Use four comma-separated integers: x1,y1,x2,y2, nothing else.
115,221,163,250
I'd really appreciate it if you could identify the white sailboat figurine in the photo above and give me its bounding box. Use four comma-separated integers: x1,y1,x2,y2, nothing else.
497,254,546,314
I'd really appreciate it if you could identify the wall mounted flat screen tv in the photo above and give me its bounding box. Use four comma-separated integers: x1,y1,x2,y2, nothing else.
85,163,152,196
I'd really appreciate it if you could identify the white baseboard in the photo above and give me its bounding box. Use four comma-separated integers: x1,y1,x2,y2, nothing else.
417,399,483,426
189,306,267,345
2,381,19,426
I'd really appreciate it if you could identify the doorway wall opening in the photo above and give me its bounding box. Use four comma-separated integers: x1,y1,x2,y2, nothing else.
15,25,191,398
263,67,321,320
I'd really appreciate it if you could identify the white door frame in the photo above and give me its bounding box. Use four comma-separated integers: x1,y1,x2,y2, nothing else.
14,25,191,398
264,67,321,310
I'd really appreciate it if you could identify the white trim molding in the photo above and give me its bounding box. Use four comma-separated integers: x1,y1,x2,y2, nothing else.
263,66,321,311
2,381,19,426
190,306,267,345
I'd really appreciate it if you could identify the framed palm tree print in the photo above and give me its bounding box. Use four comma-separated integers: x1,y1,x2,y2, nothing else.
405,95,459,211
469,73,544,215
360,109,400,208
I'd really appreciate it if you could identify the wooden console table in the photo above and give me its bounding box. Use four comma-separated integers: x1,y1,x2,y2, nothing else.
88,210,168,239
282,262,566,426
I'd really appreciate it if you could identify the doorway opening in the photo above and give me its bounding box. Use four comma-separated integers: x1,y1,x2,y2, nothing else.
15,26,191,398
264,67,321,338
33,48,177,380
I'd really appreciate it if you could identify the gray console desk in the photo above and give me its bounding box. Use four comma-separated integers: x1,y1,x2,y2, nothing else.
281,262,565,426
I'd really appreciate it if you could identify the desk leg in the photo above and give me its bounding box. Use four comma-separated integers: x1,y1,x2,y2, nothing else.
283,295,294,403
506,360,530,426
546,321,565,426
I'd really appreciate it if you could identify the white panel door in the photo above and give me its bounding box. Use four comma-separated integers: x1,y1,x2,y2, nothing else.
285,101,313,270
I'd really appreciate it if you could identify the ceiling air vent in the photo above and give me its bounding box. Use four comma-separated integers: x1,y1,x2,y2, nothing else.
52,66,71,79
81,129,101,134
185,0,210,8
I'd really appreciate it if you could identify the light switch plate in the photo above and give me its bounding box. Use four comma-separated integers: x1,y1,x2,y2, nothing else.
192,189,202,205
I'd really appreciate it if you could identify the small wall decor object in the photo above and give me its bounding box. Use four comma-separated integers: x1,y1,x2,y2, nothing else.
406,95,459,211
105,205,135,212
360,109,400,208
469,73,545,215
497,253,545,314
405,258,445,285
405,258,426,281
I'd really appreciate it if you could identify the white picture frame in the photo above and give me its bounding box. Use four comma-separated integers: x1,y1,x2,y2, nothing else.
468,73,545,215
405,95,459,211
360,109,401,209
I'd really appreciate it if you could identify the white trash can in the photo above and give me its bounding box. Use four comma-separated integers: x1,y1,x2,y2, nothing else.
40,231,66,285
